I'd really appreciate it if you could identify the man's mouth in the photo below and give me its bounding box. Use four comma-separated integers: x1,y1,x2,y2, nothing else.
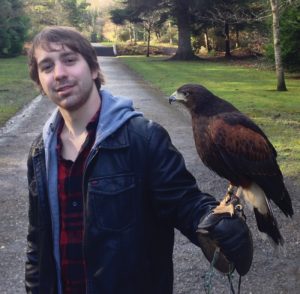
55,83,75,95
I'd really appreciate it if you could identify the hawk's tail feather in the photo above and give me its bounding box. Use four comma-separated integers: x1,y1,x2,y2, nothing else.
242,183,284,245
277,185,293,217
253,207,284,245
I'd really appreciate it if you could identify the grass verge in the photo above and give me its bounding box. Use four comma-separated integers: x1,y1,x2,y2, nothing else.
0,56,38,127
120,56,300,181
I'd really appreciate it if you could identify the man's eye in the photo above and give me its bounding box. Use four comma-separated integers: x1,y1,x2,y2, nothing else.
65,57,76,64
40,64,53,72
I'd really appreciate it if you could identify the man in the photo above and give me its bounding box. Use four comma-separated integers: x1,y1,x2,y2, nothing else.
25,26,252,294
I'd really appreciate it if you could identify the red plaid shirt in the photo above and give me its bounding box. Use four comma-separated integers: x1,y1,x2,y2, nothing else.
57,109,99,294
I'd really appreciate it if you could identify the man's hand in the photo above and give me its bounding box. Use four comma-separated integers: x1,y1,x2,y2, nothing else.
196,210,253,276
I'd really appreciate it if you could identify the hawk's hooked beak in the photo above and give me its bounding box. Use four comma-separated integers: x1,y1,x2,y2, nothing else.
169,91,177,104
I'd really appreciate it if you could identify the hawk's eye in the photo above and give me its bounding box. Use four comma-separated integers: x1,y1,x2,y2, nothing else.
184,91,190,97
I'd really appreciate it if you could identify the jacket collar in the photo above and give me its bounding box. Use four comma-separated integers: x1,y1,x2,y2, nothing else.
99,123,130,149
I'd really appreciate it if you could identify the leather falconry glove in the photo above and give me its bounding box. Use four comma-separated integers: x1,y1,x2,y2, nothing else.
197,197,253,276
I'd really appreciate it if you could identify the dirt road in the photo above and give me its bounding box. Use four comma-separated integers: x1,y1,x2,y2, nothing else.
0,57,299,293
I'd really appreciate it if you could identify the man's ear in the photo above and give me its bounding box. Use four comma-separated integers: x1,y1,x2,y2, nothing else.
92,69,98,80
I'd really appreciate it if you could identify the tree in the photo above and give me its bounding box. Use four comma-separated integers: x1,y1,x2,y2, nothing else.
126,0,264,59
195,0,265,57
170,0,196,60
126,0,204,60
270,0,287,91
24,0,91,38
88,9,103,42
110,6,141,42
111,3,168,57
24,0,57,38
139,10,168,57
60,0,90,30
0,0,29,57
280,1,300,71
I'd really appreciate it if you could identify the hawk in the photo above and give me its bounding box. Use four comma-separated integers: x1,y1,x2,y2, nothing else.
169,84,293,245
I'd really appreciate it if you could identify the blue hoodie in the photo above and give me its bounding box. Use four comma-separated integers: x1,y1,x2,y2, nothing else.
41,89,142,293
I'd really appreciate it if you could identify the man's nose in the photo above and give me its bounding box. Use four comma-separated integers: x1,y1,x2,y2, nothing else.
54,62,67,80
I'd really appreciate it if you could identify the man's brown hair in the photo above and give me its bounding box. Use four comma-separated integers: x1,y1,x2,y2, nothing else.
28,26,104,91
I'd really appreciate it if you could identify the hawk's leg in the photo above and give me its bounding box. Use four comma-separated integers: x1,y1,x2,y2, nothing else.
223,184,235,204
213,185,243,216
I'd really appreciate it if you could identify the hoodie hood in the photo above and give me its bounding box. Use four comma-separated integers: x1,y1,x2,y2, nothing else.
95,89,143,145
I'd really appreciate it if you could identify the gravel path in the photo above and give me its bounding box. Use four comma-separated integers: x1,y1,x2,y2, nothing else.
0,57,299,293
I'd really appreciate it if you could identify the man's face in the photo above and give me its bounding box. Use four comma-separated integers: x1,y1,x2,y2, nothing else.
35,43,98,112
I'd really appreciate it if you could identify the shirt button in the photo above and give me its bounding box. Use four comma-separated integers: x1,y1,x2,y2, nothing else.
72,201,78,207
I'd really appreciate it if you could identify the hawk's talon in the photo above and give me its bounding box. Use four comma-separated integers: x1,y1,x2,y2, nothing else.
213,203,235,217
213,190,244,217
224,194,232,204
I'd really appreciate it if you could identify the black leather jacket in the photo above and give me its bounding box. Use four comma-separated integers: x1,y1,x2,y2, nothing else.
25,116,218,294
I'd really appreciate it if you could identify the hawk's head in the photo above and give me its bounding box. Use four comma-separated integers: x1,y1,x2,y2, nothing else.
169,84,215,113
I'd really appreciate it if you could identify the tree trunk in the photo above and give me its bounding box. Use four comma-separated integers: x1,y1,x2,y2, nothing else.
171,0,198,60
128,24,133,44
204,30,211,52
270,0,287,91
224,21,231,57
133,25,137,45
235,25,240,48
146,28,151,57
168,21,173,45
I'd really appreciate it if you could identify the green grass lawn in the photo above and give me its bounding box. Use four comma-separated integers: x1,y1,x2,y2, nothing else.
120,56,300,181
0,56,38,126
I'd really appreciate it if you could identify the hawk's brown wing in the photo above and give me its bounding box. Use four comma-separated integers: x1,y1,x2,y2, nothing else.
206,113,292,216
209,114,277,178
